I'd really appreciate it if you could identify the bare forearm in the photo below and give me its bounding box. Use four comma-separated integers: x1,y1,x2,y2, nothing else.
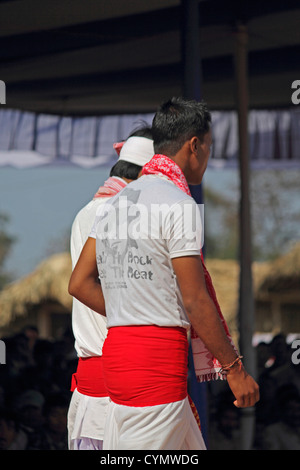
70,277,106,316
68,236,106,316
186,294,237,365
186,292,259,408
172,255,259,407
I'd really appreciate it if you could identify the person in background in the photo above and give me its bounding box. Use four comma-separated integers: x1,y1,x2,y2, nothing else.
262,383,300,450
39,393,69,450
14,389,45,449
208,393,240,450
0,408,28,450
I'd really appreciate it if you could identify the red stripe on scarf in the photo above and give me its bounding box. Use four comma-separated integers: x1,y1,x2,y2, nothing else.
71,357,108,397
102,326,188,407
93,177,127,199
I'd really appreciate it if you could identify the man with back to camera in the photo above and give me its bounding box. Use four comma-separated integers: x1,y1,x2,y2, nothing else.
69,97,259,450
67,125,154,450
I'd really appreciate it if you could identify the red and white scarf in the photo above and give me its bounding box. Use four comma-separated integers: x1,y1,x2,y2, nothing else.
93,176,127,199
142,154,238,382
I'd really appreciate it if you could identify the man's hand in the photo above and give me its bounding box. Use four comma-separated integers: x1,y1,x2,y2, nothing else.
226,363,260,408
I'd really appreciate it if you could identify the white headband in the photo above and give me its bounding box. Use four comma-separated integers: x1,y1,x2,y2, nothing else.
118,136,154,167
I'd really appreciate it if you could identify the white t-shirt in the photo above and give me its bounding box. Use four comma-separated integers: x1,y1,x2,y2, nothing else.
90,175,203,329
71,196,111,357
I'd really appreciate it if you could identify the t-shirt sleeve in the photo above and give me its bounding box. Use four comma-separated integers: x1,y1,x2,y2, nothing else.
164,198,203,259
89,200,110,239
89,217,97,239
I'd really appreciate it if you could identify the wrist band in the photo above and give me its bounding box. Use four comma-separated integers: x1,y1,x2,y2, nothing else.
220,355,243,374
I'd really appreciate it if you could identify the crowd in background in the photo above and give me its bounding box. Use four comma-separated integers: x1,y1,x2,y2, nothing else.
0,325,76,450
0,325,299,450
208,332,300,450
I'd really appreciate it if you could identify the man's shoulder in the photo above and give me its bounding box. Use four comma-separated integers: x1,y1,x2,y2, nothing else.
77,196,110,215
72,196,111,227
129,175,193,204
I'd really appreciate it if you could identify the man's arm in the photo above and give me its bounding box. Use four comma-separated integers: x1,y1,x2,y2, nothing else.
172,255,259,408
68,237,106,316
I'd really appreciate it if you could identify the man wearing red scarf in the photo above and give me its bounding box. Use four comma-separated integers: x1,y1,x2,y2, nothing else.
69,97,259,450
67,126,154,450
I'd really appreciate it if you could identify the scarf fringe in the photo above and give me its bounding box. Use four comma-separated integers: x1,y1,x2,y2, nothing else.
196,371,227,383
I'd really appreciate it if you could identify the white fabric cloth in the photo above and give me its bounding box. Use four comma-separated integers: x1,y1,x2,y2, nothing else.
71,437,104,451
68,389,110,449
118,136,154,166
90,175,203,329
103,397,206,450
71,196,110,357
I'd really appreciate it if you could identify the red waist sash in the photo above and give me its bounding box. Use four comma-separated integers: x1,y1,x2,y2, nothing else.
102,325,188,407
71,356,108,397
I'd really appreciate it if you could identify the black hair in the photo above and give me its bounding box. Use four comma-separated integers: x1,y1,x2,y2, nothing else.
110,124,153,180
109,160,142,180
152,97,211,155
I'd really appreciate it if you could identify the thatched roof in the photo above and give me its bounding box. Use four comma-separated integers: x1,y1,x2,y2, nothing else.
257,242,300,293
205,258,270,343
205,259,239,334
1,243,295,335
0,252,72,329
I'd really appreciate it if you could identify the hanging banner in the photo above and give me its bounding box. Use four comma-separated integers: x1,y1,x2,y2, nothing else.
0,108,300,169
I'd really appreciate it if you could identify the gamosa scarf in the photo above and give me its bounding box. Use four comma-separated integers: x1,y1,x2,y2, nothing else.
93,176,127,199
142,154,238,382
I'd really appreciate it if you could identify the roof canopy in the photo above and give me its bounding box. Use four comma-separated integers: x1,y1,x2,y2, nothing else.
1,0,300,115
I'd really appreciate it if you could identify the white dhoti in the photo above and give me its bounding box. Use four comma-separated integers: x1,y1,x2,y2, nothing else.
103,397,206,450
68,388,110,450
102,326,207,451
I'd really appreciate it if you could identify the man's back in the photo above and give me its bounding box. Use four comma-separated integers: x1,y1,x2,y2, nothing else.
71,197,109,357
91,174,203,328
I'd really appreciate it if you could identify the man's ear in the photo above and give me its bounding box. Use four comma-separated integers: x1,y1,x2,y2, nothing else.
190,136,199,155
